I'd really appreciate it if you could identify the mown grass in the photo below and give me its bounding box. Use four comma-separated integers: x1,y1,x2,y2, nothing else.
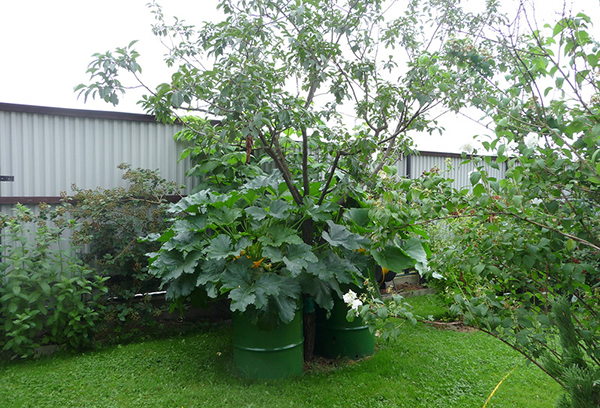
402,292,451,321
0,296,561,408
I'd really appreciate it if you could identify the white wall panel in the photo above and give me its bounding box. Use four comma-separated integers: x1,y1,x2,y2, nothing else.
397,152,507,190
0,107,194,199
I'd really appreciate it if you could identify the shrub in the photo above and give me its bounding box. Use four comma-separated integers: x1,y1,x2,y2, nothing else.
0,204,107,358
424,217,489,306
68,164,183,325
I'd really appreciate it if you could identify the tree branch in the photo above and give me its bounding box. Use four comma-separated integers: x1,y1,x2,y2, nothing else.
257,130,304,206
301,127,310,197
318,151,343,206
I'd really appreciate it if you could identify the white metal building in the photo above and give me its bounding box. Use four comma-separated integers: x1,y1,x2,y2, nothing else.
0,103,191,213
0,103,508,211
396,150,507,190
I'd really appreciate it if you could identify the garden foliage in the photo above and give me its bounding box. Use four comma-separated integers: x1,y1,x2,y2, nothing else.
147,172,370,327
75,0,600,405
0,204,107,358
412,5,600,406
68,164,183,324
76,0,465,327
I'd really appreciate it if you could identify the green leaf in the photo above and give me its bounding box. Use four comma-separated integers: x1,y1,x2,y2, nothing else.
553,18,567,36
172,91,184,108
262,245,284,263
273,292,300,324
345,208,371,227
258,227,303,247
587,53,598,67
205,235,236,259
7,302,18,314
252,274,281,310
473,184,486,197
281,243,318,277
376,306,388,319
155,250,203,281
39,281,51,296
487,316,501,331
244,171,283,191
489,180,500,194
255,274,301,324
305,201,339,222
196,259,226,298
269,200,291,219
523,256,535,270
512,195,523,207
473,264,485,275
312,251,360,284
322,220,369,250
254,274,284,297
196,258,226,286
372,246,416,272
300,276,335,311
402,238,428,275
228,286,256,313
545,200,559,214
28,291,41,304
245,206,267,220
212,207,243,225
402,238,428,265
469,171,481,185
222,257,253,290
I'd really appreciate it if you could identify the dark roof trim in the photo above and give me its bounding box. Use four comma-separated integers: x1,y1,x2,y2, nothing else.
0,195,184,205
418,150,464,158
0,102,160,123
0,196,65,205
415,150,498,159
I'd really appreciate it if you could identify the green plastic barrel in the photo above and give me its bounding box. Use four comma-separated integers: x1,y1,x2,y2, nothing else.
315,292,375,360
232,310,304,379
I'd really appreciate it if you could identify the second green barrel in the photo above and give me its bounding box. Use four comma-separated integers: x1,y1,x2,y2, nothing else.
314,292,375,360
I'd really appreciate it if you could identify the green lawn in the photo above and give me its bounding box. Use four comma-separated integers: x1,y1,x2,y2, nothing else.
0,296,562,408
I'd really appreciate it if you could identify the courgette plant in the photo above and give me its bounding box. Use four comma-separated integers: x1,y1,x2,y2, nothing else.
147,170,370,327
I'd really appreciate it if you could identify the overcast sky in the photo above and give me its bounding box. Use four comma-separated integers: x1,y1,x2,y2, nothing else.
1,0,598,152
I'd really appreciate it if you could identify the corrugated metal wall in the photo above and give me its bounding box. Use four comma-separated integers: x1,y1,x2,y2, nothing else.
0,104,196,261
396,152,507,190
0,106,192,199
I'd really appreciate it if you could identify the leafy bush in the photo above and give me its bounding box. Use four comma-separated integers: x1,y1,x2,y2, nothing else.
433,9,600,407
425,214,505,306
0,204,107,358
68,164,183,324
